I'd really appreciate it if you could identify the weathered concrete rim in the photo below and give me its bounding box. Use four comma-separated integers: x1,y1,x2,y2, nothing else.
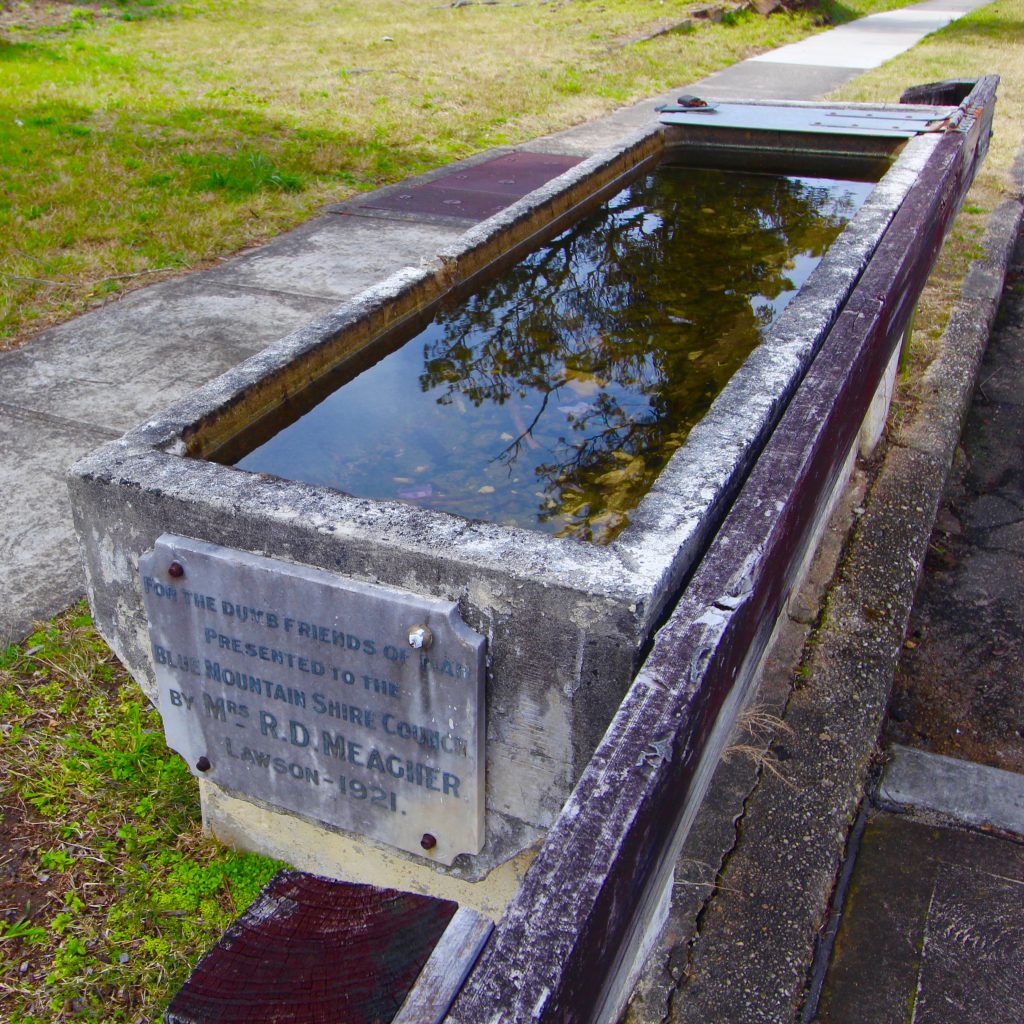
618,128,938,583
65,96,982,887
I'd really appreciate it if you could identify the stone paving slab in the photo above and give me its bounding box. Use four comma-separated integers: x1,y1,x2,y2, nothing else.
0,279,337,433
913,863,1024,1023
693,61,864,100
880,744,1024,835
0,412,119,642
208,214,465,300
752,0,994,69
815,814,1024,1024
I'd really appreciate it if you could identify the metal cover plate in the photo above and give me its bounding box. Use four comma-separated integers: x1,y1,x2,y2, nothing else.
361,184,513,221
139,535,486,865
165,871,457,1023
361,152,583,220
660,101,958,138
435,152,585,195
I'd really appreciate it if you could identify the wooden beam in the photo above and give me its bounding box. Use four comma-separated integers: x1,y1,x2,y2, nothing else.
165,870,457,1024
393,908,495,1024
445,76,997,1024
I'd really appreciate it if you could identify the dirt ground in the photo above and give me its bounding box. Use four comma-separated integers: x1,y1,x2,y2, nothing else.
0,798,61,995
0,0,170,31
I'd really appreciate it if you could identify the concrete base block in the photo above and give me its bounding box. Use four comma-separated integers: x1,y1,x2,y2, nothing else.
860,335,903,458
199,779,536,920
69,114,938,883
880,744,1024,836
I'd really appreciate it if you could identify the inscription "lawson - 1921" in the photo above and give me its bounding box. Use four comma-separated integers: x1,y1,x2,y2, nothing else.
139,535,486,865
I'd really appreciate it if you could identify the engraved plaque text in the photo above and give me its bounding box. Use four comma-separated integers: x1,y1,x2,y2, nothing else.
139,535,485,865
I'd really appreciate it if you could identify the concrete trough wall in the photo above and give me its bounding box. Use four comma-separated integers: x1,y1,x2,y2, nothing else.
68,95,966,894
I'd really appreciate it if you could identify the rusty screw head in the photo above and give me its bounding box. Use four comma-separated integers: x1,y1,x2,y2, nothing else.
168,561,185,579
196,756,211,772
407,624,433,650
420,833,437,851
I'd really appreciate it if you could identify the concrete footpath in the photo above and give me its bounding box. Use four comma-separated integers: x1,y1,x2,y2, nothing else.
814,225,1024,1022
624,170,1024,1022
0,0,992,643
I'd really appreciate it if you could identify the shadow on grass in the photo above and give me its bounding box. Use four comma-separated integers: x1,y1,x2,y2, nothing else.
820,0,872,26
0,96,438,208
1,0,182,39
0,39,59,60
931,13,1024,43
0,94,447,339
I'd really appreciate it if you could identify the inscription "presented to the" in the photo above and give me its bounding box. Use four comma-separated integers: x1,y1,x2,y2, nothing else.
139,535,486,865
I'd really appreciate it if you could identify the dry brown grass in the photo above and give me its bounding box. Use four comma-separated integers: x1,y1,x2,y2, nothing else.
0,0,913,348
722,704,796,785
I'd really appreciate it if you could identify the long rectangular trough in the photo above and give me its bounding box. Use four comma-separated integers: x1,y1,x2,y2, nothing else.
69,79,994,925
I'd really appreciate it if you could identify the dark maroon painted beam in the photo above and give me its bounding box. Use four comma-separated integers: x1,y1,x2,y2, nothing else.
901,78,980,107
445,76,997,1024
165,870,457,1024
359,153,584,222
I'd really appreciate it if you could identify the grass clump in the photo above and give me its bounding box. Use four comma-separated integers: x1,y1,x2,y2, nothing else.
0,0,916,347
183,148,304,197
0,602,283,1021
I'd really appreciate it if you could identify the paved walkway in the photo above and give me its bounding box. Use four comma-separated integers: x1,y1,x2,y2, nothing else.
627,81,1024,1024
813,225,1024,1023
0,0,991,643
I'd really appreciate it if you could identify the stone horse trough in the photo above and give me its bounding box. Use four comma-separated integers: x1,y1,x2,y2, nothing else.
69,78,994,946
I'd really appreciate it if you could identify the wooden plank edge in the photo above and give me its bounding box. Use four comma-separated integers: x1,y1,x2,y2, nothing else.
442,78,997,1024
393,907,495,1024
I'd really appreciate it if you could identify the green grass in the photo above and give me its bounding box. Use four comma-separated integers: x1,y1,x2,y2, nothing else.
0,604,283,1021
1,0,912,347
828,0,1024,395
3,0,1023,1018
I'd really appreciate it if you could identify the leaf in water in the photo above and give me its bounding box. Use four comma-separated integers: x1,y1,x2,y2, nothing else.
397,484,433,500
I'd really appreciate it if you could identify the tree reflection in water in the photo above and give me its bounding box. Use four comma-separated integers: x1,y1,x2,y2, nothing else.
237,167,872,542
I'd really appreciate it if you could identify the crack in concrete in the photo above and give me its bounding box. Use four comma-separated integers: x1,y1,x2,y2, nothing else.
199,279,356,303
665,727,788,1023
0,400,122,440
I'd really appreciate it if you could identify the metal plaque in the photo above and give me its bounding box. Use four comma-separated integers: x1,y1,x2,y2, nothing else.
139,535,485,865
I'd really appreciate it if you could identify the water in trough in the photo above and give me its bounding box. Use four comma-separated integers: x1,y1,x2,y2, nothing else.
232,166,873,542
